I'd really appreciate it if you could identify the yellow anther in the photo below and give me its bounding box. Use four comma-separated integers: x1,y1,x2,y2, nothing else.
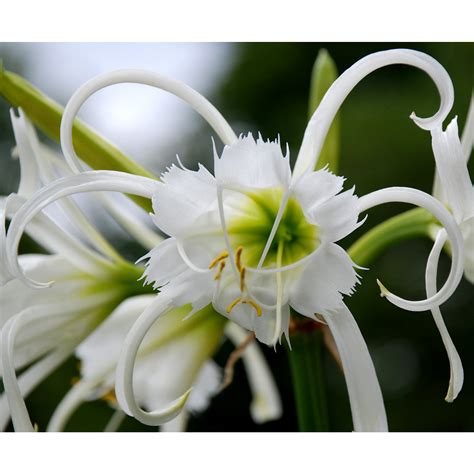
101,390,118,406
244,299,263,317
226,297,263,318
209,250,229,269
235,246,244,271
226,297,242,313
239,267,246,292
214,261,226,280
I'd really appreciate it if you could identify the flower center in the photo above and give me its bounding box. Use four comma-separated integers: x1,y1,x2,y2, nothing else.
227,188,319,268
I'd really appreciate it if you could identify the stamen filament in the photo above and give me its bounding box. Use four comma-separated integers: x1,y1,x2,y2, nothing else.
273,240,284,345
257,187,292,269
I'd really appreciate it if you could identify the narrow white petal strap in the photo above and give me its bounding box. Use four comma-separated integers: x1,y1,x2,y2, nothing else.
104,409,127,432
358,186,464,312
9,108,40,198
114,295,191,426
1,306,78,432
461,94,474,163
0,347,71,431
32,142,125,262
293,49,454,180
41,146,163,250
46,375,103,432
224,323,282,423
61,69,238,173
5,170,158,288
324,304,388,432
425,229,464,402
159,410,189,432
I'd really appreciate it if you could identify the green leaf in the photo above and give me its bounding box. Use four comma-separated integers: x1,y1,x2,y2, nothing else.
0,66,156,212
308,49,340,173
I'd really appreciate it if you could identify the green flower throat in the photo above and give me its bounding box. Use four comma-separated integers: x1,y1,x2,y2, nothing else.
228,188,319,268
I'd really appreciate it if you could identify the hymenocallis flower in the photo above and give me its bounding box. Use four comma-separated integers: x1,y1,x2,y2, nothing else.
2,49,466,432
423,96,474,402
0,110,282,431
45,297,281,431
0,109,150,432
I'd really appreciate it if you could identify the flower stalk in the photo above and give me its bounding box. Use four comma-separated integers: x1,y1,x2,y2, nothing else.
287,321,329,432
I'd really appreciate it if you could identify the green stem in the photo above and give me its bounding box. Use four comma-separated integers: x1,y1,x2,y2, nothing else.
348,207,434,267
287,328,329,431
0,66,156,212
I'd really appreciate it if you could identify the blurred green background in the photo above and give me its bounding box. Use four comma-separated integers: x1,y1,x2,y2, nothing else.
0,43,473,431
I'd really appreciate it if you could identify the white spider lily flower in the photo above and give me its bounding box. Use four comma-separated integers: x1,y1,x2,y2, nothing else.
432,97,474,282
0,111,162,432
46,298,282,432
46,297,225,431
4,49,466,432
422,97,474,402
0,254,128,432
0,112,282,432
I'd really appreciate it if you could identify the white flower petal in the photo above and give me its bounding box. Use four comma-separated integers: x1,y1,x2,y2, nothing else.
142,238,188,288
0,347,71,431
77,295,156,381
60,69,237,173
431,119,474,222
9,108,41,198
5,170,158,288
214,276,289,346
159,410,189,432
358,186,464,312
1,305,84,431
151,164,218,237
186,361,222,413
0,254,87,325
306,187,361,242
292,167,345,215
323,304,388,432
1,194,113,285
39,143,163,252
214,134,291,190
289,243,359,316
225,323,282,423
461,216,474,284
11,114,124,262
461,94,474,163
103,409,126,432
46,374,104,432
425,229,464,402
114,295,192,426
293,49,454,180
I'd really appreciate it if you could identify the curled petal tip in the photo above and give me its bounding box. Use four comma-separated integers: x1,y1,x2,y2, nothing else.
161,388,193,424
376,279,390,298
